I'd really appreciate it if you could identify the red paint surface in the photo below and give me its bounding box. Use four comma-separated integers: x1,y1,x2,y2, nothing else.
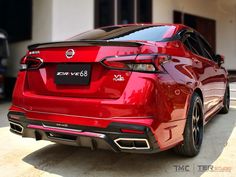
9,24,228,151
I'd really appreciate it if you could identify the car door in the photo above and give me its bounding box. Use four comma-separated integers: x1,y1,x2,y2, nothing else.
182,32,218,114
197,34,226,106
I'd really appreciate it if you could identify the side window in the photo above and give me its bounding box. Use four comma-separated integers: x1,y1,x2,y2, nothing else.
198,36,215,61
183,33,203,56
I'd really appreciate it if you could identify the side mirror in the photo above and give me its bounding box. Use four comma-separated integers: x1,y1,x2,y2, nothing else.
215,54,224,66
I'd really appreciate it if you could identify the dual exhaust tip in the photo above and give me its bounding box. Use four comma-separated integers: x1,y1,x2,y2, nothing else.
114,138,150,150
9,121,23,134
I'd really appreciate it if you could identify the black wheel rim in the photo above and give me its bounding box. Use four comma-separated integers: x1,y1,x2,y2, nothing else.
192,101,203,149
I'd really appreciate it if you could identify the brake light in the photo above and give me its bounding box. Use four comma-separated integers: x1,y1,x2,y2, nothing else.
20,56,43,70
101,54,171,73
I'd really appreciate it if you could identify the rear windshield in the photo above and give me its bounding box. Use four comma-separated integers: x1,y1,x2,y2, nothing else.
69,25,177,42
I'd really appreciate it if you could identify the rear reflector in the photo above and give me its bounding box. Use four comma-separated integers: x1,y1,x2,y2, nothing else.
121,128,144,134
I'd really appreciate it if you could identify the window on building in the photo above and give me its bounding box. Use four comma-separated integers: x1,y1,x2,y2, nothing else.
95,0,152,28
95,0,114,28
118,0,134,24
137,0,152,23
0,0,32,43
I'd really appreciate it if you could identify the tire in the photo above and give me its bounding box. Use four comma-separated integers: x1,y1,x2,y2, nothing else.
219,84,230,114
174,93,204,157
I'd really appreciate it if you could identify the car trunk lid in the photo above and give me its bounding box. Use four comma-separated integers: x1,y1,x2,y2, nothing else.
25,41,143,99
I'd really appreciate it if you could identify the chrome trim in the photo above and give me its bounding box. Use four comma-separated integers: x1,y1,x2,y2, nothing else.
28,124,106,139
9,121,24,134
42,123,82,133
114,138,150,150
12,105,154,120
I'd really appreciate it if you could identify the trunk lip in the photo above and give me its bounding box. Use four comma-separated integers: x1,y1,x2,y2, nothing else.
28,40,145,50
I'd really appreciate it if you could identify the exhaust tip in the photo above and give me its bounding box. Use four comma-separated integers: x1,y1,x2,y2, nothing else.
9,121,23,134
114,138,150,150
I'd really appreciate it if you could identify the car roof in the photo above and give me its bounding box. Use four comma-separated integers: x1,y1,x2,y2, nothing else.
110,23,187,28
99,23,190,37
103,23,188,29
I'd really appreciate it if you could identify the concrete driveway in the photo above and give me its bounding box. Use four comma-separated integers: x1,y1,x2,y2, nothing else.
0,91,236,177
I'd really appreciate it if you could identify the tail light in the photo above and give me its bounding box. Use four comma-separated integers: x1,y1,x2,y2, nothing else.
101,54,171,73
20,56,43,70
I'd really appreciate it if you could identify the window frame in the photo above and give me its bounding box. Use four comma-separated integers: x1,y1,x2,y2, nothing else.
182,32,204,57
196,33,216,62
179,29,217,62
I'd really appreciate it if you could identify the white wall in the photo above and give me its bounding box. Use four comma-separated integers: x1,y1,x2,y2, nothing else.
215,4,236,70
8,0,53,77
153,0,236,70
52,0,94,41
153,0,218,22
216,14,236,70
153,0,174,23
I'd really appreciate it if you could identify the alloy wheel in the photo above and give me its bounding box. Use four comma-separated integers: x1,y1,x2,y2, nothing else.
192,100,203,149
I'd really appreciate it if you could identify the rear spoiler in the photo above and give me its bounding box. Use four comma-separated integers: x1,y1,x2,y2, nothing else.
28,40,144,50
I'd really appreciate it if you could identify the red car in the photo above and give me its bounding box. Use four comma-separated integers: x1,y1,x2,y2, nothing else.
8,24,229,156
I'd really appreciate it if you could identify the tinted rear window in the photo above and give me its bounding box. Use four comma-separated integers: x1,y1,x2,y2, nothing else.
69,25,177,42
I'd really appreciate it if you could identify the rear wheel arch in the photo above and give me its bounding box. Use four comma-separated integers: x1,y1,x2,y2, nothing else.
182,88,204,139
174,92,204,156
194,88,203,103
186,88,204,118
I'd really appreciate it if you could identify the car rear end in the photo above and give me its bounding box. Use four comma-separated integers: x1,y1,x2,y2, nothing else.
8,25,187,153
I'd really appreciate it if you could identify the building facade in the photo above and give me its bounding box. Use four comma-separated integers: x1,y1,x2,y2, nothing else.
5,0,236,78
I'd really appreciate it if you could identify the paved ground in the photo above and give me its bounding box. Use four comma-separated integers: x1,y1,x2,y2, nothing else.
0,85,236,177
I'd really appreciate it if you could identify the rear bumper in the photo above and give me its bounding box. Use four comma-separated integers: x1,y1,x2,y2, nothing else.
8,111,160,153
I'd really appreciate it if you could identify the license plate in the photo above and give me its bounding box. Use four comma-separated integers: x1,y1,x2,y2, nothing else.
55,64,91,85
